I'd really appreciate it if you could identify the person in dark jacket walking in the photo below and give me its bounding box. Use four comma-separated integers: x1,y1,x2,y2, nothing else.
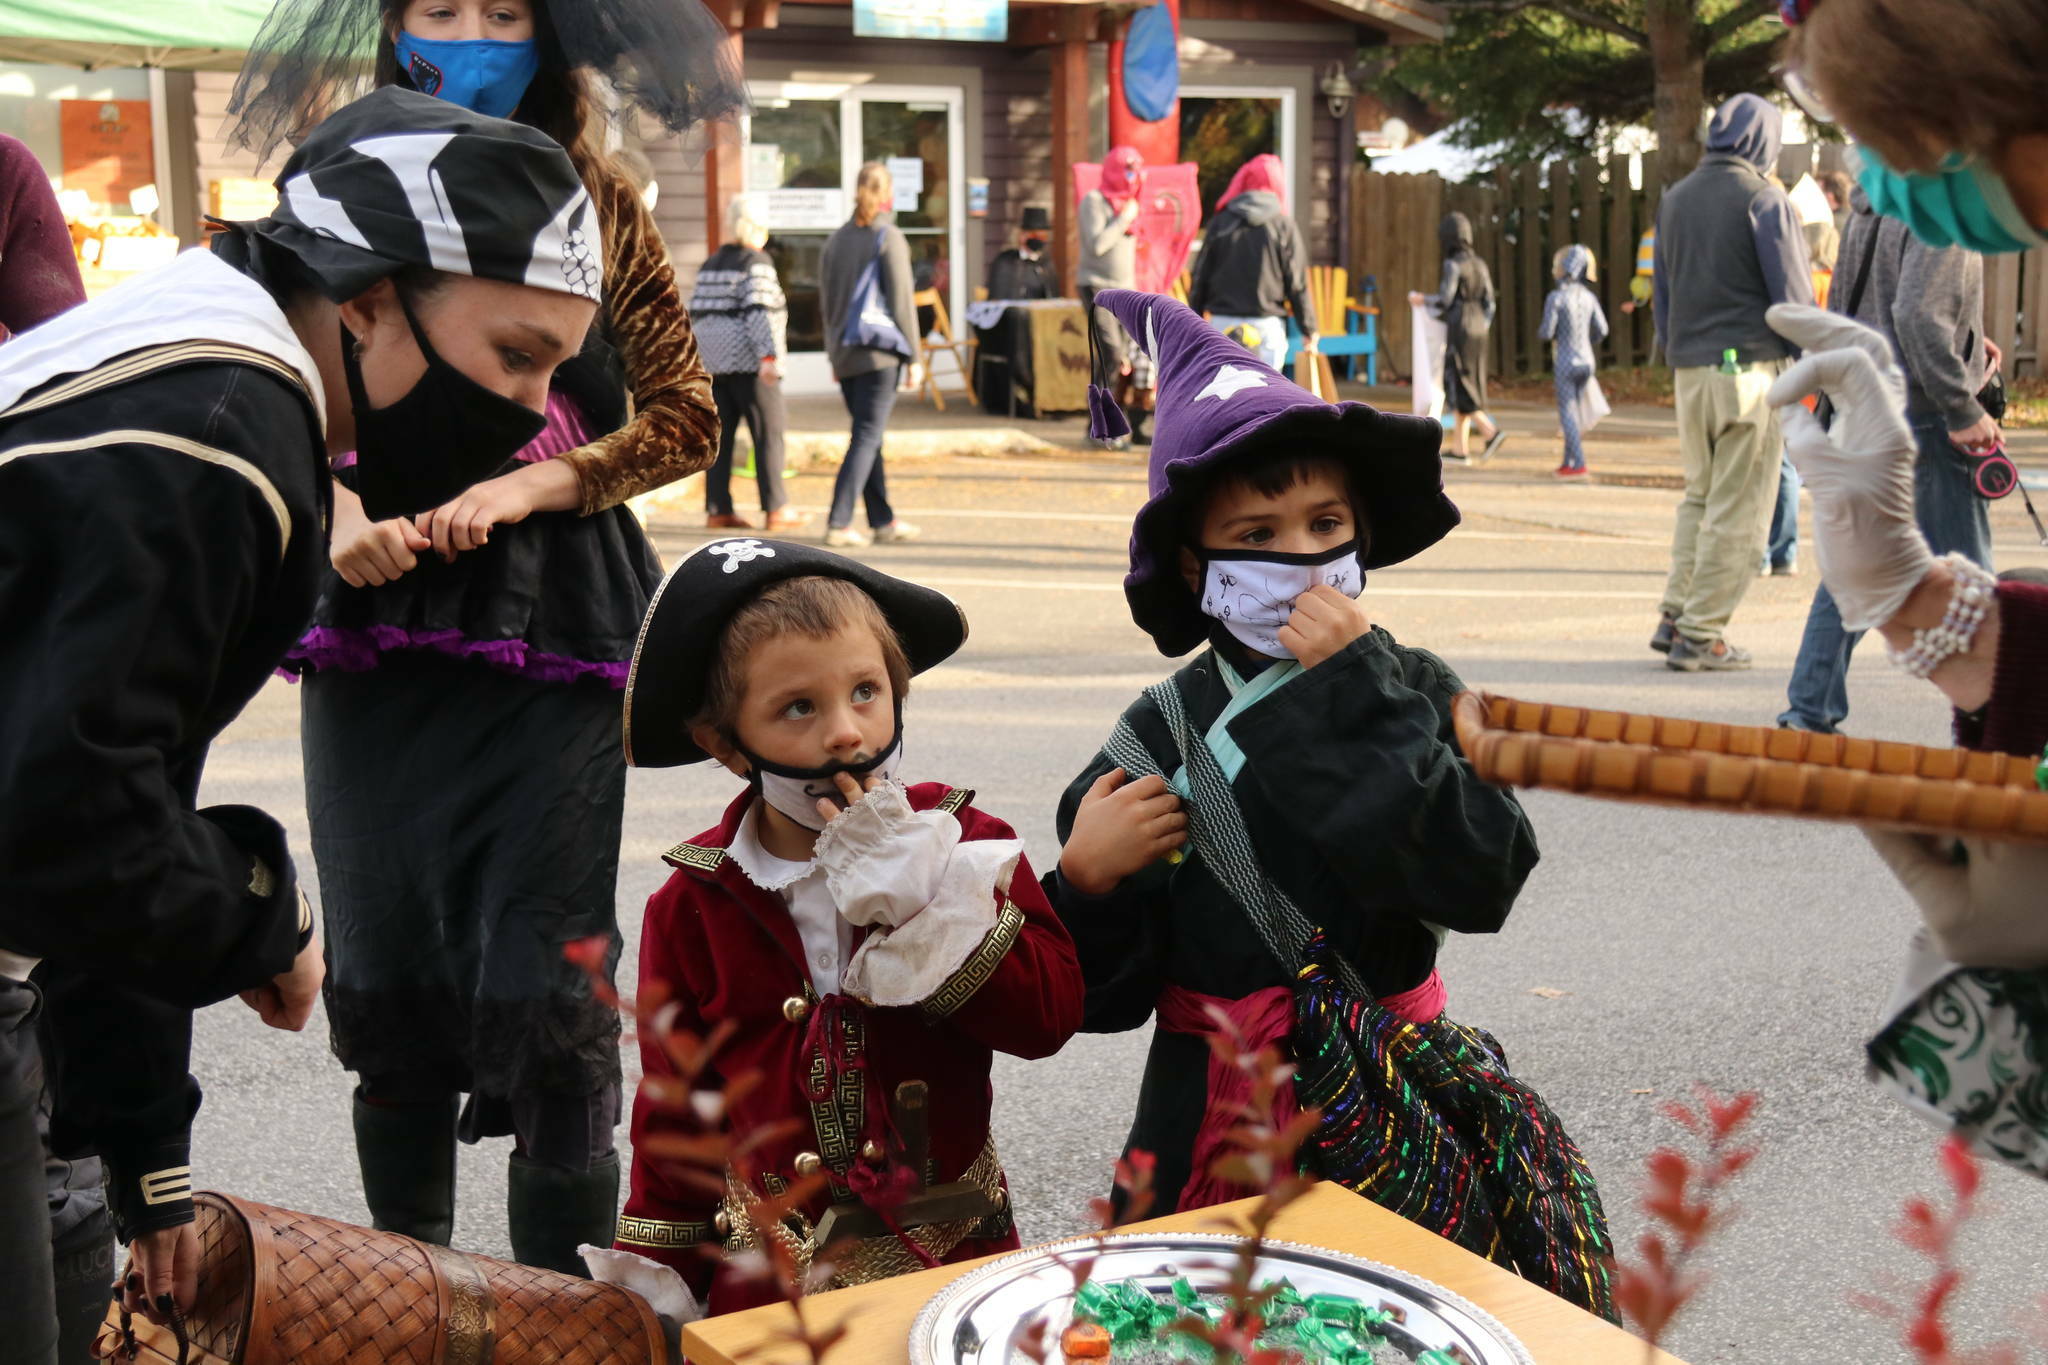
1777,189,1997,734
1187,154,1316,370
1410,212,1503,462
1649,94,1813,673
694,195,802,531
0,88,603,1364
819,161,922,548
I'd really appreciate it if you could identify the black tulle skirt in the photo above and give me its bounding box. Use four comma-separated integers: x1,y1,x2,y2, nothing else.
304,651,626,1100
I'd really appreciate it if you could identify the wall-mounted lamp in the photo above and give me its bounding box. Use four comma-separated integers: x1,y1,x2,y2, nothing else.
1319,63,1355,121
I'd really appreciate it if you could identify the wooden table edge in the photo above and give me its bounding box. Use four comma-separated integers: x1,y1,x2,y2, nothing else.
680,1182,1686,1364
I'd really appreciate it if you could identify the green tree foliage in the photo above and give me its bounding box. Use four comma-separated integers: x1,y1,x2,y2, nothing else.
1375,0,1784,178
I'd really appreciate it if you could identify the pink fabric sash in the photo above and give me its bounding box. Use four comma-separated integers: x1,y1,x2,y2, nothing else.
1154,969,1447,1212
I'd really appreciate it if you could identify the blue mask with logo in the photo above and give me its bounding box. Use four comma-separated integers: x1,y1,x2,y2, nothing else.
394,33,539,120
1857,147,2048,256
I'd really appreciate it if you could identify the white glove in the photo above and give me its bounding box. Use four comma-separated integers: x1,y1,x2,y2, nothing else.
1765,304,1935,632
1864,829,2048,969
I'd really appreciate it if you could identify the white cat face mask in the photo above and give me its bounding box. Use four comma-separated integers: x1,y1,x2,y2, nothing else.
1197,541,1365,659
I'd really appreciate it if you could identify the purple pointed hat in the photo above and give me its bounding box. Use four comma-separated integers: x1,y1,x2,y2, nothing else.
1086,288,1459,656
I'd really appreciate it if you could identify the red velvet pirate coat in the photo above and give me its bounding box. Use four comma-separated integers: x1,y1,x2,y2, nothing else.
616,781,1084,1314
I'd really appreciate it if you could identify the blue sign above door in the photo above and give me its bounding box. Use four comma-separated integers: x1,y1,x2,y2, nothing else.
853,0,1008,42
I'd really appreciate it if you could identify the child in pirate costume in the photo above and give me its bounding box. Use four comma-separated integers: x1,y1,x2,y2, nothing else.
612,541,1083,1313
1049,290,1619,1319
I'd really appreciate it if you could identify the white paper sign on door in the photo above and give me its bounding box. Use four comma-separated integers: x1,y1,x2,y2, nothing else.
746,143,780,191
887,155,923,212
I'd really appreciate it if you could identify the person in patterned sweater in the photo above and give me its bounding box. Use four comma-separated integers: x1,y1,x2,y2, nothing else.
690,196,802,532
612,539,1083,1313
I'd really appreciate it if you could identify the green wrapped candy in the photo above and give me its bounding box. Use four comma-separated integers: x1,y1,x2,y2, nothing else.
1414,1351,1463,1365
1306,1292,1363,1327
1074,1280,1116,1320
1170,1277,1201,1309
1267,1279,1303,1307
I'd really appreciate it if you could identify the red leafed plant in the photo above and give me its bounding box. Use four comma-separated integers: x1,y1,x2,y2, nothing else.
1611,1086,1759,1359
1015,1148,1160,1364
1850,1134,2035,1365
563,937,855,1363
1169,1004,1324,1365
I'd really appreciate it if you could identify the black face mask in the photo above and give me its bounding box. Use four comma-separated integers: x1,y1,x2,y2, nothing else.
342,287,548,520
1023,237,1047,253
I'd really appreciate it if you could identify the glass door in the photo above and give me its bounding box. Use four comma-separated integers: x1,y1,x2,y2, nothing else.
749,97,844,353
860,96,954,338
745,82,964,355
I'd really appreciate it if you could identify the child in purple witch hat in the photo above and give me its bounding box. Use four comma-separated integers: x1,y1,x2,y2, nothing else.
1043,289,1620,1319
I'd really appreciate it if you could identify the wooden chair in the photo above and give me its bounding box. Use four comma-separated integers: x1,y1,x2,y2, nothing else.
912,287,977,411
1285,264,1379,384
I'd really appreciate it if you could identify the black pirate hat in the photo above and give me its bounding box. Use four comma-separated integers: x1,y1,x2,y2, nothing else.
623,538,968,768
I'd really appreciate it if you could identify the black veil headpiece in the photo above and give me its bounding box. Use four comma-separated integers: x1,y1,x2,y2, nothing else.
225,0,750,164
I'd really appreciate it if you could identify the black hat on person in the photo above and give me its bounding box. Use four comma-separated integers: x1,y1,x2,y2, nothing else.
214,85,601,304
1020,205,1051,231
623,538,969,768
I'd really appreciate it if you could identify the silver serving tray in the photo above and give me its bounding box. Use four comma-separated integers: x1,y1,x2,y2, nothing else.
908,1232,1534,1364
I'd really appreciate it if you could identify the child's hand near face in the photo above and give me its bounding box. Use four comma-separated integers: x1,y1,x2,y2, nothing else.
818,770,885,825
1280,583,1373,670
1059,768,1187,896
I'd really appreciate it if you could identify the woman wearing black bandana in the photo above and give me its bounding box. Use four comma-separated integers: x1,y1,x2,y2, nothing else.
226,0,743,1279
0,88,601,1362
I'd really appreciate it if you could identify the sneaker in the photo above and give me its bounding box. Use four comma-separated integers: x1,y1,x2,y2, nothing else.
873,520,922,544
1649,614,1678,654
1443,449,1472,465
1480,428,1509,462
823,526,870,548
1553,465,1589,479
706,512,755,530
765,507,811,533
1771,559,1800,577
1666,635,1753,672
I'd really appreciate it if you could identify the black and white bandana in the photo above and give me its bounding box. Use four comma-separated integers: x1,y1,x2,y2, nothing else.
231,86,601,305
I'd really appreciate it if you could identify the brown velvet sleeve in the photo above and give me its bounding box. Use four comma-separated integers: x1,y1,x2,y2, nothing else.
556,174,720,514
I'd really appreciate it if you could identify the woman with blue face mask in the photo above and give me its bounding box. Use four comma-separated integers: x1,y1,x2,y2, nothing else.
226,0,745,1278
1776,0,2047,256
1762,0,2048,1190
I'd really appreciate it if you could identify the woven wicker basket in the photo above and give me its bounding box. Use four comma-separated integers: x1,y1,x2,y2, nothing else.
1451,690,2048,844
101,1192,667,1365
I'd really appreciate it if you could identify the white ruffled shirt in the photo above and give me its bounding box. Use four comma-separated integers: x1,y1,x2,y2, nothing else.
723,784,1024,1007
726,801,854,995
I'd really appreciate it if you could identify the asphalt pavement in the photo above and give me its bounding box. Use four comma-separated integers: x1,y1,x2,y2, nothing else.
186,447,2048,1363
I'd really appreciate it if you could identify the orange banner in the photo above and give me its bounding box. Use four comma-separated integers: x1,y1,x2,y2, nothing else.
61,99,153,211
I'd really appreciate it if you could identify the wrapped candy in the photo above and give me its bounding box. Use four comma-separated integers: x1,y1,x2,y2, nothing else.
1059,1321,1112,1360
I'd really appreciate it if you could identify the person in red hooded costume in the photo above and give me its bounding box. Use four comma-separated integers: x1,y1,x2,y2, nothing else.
1080,146,1154,447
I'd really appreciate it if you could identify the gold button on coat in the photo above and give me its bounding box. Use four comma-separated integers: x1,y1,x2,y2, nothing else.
782,996,810,1023
794,1151,823,1177
860,1140,884,1161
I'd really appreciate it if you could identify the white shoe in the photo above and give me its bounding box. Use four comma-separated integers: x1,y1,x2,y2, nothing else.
823,526,870,548
873,520,922,544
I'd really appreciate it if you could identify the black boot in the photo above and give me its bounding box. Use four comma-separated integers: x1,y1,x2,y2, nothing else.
352,1089,457,1246
506,1152,619,1277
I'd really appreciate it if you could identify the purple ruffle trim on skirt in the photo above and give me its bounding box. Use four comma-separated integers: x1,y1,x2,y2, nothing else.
279,626,630,689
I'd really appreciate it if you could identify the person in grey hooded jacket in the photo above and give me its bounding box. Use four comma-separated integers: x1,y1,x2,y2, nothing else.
1188,154,1317,370
1650,94,1813,673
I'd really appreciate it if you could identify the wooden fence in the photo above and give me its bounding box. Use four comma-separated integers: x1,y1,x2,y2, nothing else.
1350,151,2043,383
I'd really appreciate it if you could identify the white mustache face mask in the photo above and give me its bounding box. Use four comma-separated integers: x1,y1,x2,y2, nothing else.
737,723,905,831
1198,541,1365,659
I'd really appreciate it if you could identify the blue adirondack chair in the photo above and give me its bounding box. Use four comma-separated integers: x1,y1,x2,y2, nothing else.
1284,265,1378,383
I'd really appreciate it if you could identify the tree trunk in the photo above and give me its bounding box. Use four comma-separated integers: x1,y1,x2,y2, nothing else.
1645,0,1706,182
